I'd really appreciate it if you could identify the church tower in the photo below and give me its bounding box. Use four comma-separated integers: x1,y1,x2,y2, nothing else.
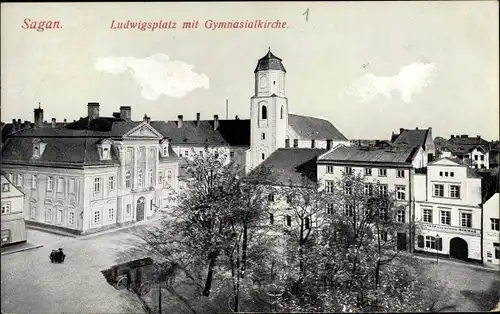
249,48,289,170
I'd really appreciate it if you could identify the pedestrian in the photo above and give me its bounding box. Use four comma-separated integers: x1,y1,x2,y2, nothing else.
57,248,65,263
50,250,57,263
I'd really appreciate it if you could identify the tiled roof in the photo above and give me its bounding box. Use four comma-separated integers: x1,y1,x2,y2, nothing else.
448,136,490,146
392,128,431,149
318,145,418,165
254,50,286,73
2,136,120,167
480,170,500,203
247,148,327,186
288,114,348,141
150,119,251,147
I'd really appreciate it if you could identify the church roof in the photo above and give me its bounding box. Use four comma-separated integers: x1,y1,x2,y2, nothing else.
288,114,348,141
254,49,286,73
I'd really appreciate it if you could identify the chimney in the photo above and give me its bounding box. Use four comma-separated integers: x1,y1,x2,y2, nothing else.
477,135,481,139
415,127,418,130
11,119,17,132
399,128,404,134
177,115,183,128
235,115,239,120
196,113,200,126
451,135,455,139
112,112,121,119
358,140,361,146
87,102,100,120
34,106,44,127
120,106,131,121
51,118,56,128
63,118,67,127
214,114,219,130
461,134,468,138
327,139,333,150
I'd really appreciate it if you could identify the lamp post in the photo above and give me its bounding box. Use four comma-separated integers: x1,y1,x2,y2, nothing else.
435,234,441,264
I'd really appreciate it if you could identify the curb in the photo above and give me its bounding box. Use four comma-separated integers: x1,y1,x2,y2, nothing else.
79,215,166,240
416,254,500,272
27,225,77,238
1,244,44,256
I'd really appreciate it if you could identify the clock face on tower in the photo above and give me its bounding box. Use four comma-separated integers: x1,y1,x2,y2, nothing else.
259,75,268,89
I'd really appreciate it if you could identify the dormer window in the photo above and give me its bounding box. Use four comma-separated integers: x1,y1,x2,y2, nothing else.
97,139,113,161
32,138,46,159
160,137,171,157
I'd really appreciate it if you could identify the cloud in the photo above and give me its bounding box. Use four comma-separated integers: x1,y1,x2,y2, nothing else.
95,53,210,101
346,62,437,104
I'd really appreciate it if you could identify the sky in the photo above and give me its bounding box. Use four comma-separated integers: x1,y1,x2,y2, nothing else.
1,2,498,140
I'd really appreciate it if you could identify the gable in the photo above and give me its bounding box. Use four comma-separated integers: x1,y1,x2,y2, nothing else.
429,158,464,167
123,123,163,139
1,175,24,198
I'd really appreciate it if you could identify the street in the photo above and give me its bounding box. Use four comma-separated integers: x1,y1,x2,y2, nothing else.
2,222,499,313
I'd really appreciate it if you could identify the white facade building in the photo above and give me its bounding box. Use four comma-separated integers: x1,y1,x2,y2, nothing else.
414,157,482,261
483,192,499,266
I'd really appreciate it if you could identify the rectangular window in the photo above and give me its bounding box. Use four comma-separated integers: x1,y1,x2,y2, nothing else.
185,151,189,157
17,174,23,187
379,184,388,195
325,180,334,193
397,169,405,178
380,231,388,242
47,176,54,191
423,209,433,223
379,207,388,221
345,204,354,217
440,210,451,225
445,172,449,177
261,132,266,140
293,139,298,148
344,183,352,195
1,202,11,215
474,155,478,160
425,236,436,249
2,183,9,192
94,178,101,193
439,171,443,176
480,155,485,161
126,149,133,163
57,209,63,224
365,168,372,176
450,185,461,198
345,167,353,175
286,215,292,227
30,206,37,219
396,186,406,200
491,218,499,231
434,184,444,197
326,203,334,214
494,243,500,259
286,194,293,204
364,184,373,196
285,139,290,148
138,171,143,188
397,210,405,223
31,175,37,190
167,171,173,182
378,168,387,177
311,140,315,148
326,166,334,174
46,208,52,222
149,169,154,185
94,210,100,224
108,176,115,191
126,204,131,216
108,208,115,221
461,212,472,228
268,194,275,202
69,212,75,225
230,152,235,158
163,146,168,156
125,171,131,188
269,213,274,225
57,177,64,193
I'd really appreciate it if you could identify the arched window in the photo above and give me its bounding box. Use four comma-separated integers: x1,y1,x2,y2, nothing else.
261,105,267,120
280,106,284,119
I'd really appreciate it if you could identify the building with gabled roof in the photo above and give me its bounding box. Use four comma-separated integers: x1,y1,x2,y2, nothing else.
437,135,491,169
1,103,180,235
391,127,435,167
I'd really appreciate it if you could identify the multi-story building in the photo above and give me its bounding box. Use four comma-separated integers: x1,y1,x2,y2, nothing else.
1,103,180,235
414,157,483,262
316,144,424,252
1,173,27,246
437,135,491,169
482,171,499,266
